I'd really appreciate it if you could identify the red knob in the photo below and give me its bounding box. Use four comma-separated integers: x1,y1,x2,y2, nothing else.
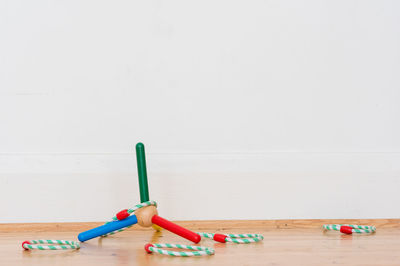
213,234,227,243
116,209,129,220
340,226,353,234
22,241,31,250
144,243,154,253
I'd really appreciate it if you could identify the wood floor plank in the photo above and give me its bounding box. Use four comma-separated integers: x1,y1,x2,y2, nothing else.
1,220,399,265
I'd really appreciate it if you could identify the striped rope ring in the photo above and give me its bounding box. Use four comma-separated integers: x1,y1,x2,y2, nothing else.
323,224,376,234
22,240,80,250
145,243,215,257
197,232,264,243
102,200,157,237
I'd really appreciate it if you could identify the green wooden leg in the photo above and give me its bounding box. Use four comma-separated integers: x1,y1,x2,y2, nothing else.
136,142,149,202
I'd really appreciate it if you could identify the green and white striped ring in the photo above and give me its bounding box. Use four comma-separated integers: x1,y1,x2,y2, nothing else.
22,240,80,250
323,224,376,234
197,232,264,243
102,200,158,237
144,232,263,257
145,243,215,257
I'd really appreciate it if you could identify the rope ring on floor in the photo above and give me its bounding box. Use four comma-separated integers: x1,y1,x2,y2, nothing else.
197,232,264,243
22,240,80,250
102,200,158,237
145,243,215,257
323,224,376,234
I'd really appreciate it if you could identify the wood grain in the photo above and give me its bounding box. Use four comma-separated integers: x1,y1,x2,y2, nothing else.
1,219,399,232
1,219,399,266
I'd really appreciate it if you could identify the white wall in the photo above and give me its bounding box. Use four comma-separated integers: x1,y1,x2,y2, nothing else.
1,0,399,223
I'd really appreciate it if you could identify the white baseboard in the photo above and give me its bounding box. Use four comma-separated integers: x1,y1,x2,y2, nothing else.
1,152,399,222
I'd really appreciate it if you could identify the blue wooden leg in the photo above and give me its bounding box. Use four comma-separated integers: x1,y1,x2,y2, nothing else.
78,215,138,242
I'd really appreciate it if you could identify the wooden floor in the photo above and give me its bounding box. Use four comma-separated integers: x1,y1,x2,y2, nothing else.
1,219,399,266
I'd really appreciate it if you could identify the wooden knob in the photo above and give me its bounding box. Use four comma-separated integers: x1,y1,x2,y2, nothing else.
135,206,158,227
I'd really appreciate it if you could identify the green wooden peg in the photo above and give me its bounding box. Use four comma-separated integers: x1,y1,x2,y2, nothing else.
136,142,150,202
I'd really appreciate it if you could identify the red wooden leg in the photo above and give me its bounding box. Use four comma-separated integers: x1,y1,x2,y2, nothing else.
152,215,201,243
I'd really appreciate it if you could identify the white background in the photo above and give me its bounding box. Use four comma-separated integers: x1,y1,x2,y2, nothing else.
0,0,399,222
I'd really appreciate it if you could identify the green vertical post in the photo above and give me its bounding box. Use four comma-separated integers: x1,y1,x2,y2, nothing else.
136,142,150,202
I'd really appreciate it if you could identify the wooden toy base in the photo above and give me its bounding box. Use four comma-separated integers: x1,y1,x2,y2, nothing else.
3,219,399,266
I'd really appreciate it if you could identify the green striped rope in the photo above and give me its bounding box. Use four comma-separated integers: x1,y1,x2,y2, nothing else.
21,201,157,250
147,243,215,257
197,233,264,243
146,233,263,256
22,240,80,250
323,224,376,234
101,200,157,237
